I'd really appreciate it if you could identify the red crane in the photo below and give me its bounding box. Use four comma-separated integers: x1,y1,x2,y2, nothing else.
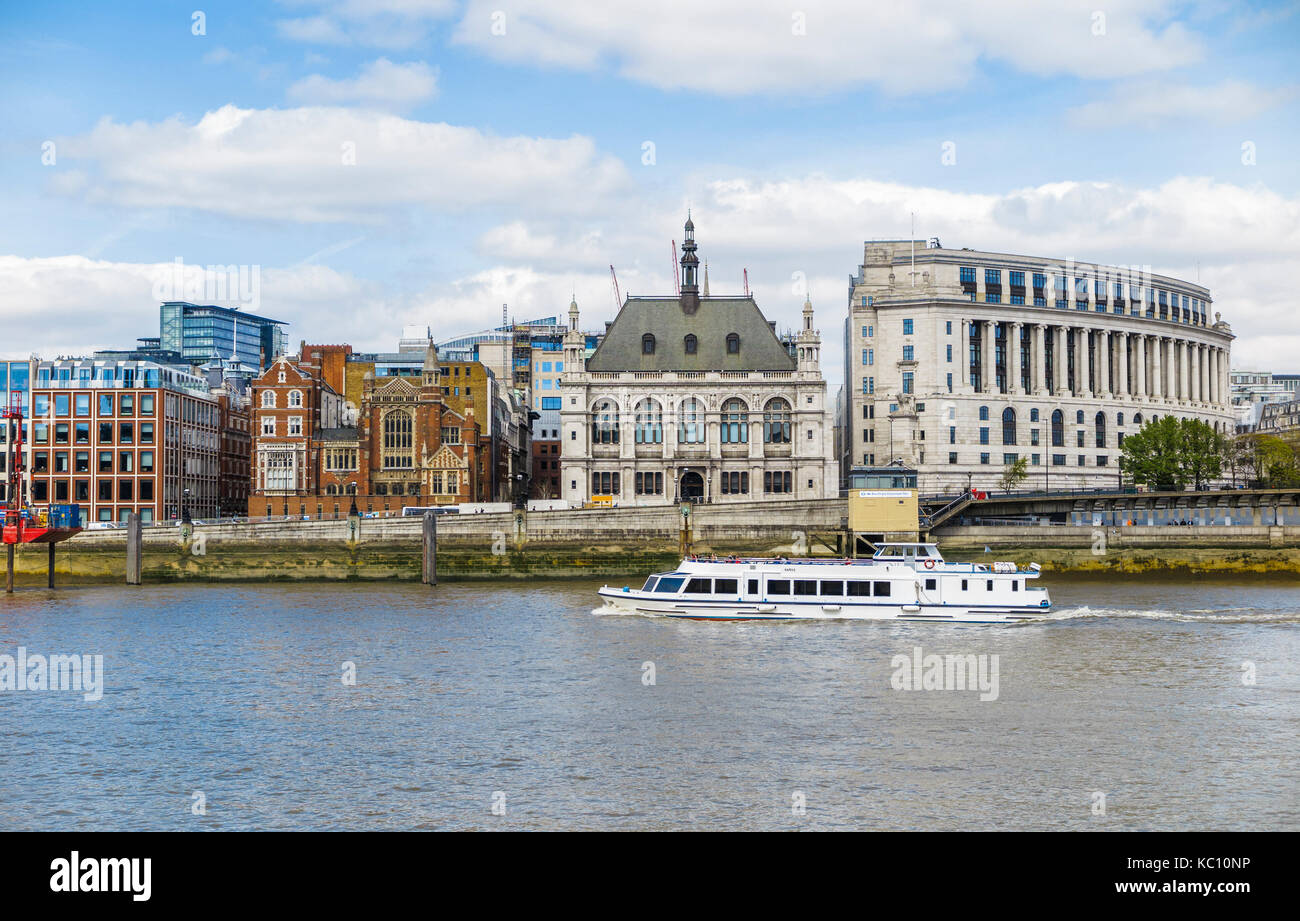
3,391,24,539
4,389,82,568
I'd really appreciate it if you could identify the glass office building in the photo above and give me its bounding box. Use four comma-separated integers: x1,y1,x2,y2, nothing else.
159,302,287,370
1,359,31,415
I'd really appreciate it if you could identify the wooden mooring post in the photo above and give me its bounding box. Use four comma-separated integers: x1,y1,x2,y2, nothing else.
126,511,142,585
422,512,437,585
47,542,55,589
5,544,13,594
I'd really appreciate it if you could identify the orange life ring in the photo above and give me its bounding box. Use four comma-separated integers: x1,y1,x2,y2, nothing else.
923,559,936,569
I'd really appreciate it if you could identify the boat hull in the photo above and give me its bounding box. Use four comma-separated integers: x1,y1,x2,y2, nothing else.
596,588,1049,624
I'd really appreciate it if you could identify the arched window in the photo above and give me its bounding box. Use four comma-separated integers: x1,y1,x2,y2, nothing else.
288,390,303,408
382,410,413,468
642,334,655,355
726,333,740,354
633,398,662,444
979,405,989,421
1076,410,1085,425
678,398,705,444
1095,411,1107,448
684,334,697,355
721,399,749,444
763,398,792,444
261,390,276,408
1002,407,1016,445
1116,412,1124,427
591,399,620,444
1133,412,1143,426
1051,410,1064,447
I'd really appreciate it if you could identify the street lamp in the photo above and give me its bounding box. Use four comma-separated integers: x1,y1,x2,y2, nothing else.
182,487,192,524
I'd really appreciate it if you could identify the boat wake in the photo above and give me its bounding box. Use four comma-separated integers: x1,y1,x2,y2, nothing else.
1047,606,1300,625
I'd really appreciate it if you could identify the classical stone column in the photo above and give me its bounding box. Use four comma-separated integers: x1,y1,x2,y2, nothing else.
1033,324,1048,395
1190,344,1200,403
1073,328,1087,397
1117,331,1129,399
1102,333,1112,400
1170,338,1180,398
1178,340,1189,402
1203,345,1211,404
1134,334,1147,399
1054,326,1068,396
1008,321,1023,395
982,320,996,393
1207,345,1215,405
1216,347,1224,406
1151,335,1163,400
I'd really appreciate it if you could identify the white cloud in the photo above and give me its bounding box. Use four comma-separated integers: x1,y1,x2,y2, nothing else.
450,0,1204,95
276,0,458,49
471,174,1300,386
288,58,438,109
1069,79,1299,127
53,105,632,223
0,254,622,362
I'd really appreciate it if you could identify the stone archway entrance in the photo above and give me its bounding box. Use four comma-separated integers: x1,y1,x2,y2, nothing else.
679,471,705,502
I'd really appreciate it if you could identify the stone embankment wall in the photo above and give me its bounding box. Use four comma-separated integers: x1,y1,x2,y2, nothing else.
9,501,1300,583
9,500,848,583
936,525,1300,574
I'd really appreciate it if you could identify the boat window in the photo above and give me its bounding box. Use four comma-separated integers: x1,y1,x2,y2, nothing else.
793,580,818,596
925,578,937,591
767,579,790,595
642,577,659,592
873,581,891,597
747,579,759,594
819,580,843,596
654,576,685,593
685,578,711,593
715,578,738,595
1012,581,1019,592
961,579,968,591
846,581,871,597
986,580,994,591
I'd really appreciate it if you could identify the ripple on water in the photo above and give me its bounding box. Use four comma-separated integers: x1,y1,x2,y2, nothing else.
0,576,1295,831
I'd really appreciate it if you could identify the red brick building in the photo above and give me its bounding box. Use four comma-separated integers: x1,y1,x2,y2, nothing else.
247,342,483,517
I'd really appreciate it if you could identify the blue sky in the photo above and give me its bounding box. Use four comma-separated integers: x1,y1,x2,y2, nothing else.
2,0,1298,385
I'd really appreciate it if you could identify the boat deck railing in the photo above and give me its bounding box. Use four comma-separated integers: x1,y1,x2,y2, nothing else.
681,555,1042,575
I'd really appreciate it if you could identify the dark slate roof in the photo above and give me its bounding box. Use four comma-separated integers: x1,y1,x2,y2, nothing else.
585,296,795,372
318,426,359,441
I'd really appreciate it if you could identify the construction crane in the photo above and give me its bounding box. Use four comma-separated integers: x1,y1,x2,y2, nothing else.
743,268,750,297
609,265,622,311
671,241,680,295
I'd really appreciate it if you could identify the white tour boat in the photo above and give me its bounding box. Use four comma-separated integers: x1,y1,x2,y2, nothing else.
597,542,1051,624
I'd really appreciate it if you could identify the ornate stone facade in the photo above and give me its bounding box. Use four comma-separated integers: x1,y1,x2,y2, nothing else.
559,219,837,506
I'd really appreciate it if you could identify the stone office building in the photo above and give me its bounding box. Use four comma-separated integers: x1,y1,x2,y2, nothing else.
560,217,837,506
842,240,1236,491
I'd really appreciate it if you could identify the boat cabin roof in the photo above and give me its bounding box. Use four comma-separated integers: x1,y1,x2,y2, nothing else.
872,543,943,560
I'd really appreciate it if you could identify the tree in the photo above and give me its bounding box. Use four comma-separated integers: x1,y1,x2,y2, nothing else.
1182,419,1226,490
999,456,1029,492
1120,416,1225,490
1119,415,1186,489
1237,434,1300,487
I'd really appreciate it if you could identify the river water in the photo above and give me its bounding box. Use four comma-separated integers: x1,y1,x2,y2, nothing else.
1,574,1297,831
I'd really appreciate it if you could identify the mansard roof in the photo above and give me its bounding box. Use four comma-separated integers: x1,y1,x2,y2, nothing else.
585,295,795,372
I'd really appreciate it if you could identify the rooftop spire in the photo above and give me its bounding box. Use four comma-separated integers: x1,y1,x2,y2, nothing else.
679,214,700,314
